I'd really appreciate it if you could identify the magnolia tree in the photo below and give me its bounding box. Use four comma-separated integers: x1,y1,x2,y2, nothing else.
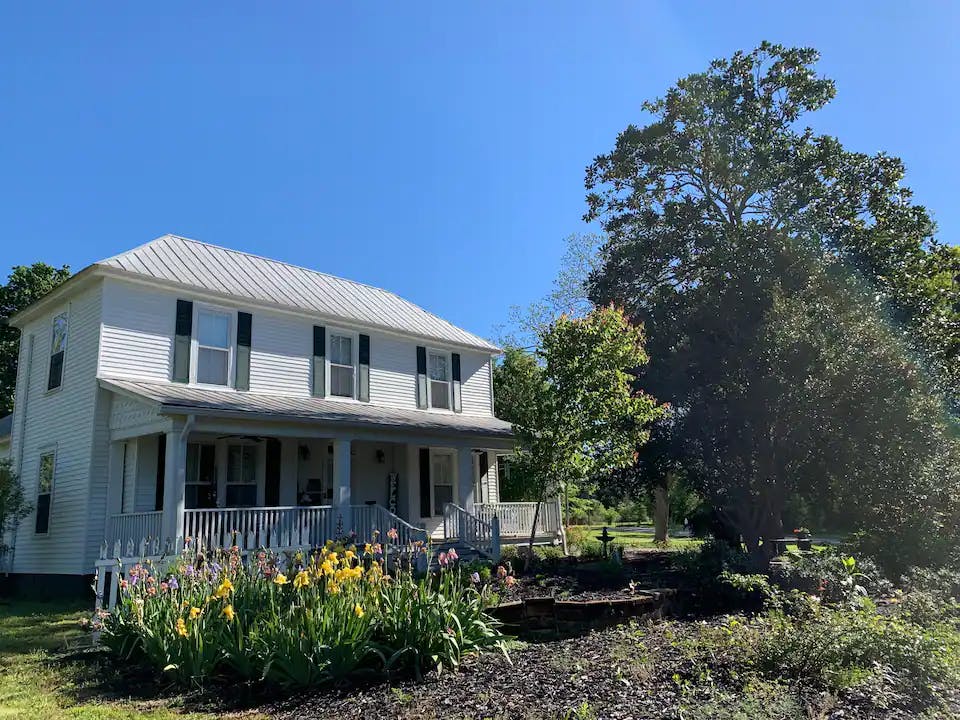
584,42,960,568
495,305,663,548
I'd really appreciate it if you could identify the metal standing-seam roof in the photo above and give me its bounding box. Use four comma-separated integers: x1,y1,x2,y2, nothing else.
99,377,514,440
96,235,500,353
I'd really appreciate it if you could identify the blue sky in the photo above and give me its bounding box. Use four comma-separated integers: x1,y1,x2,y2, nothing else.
2,2,958,342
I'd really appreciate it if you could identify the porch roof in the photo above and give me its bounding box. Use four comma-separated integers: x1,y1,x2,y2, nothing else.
99,377,514,440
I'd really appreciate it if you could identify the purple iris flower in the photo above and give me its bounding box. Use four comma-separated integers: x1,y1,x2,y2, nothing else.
167,576,179,590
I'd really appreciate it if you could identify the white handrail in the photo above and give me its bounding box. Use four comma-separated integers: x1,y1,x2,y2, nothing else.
476,500,563,538
182,506,336,549
442,503,499,559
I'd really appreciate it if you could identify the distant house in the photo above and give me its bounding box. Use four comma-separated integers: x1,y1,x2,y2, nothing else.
4,235,561,588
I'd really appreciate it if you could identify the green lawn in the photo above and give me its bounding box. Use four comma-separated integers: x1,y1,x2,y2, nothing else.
0,597,256,720
576,525,703,550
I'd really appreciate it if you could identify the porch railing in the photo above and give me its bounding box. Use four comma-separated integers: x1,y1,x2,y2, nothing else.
443,502,500,559
183,506,337,549
349,504,429,548
108,511,162,548
475,499,563,539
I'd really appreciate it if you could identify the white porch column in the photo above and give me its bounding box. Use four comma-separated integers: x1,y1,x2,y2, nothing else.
333,438,352,516
104,440,125,543
161,430,186,543
457,446,475,512
279,438,299,506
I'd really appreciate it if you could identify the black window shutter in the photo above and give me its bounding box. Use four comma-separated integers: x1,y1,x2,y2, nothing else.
236,312,252,391
154,433,166,512
173,300,193,383
35,493,51,534
47,351,64,391
419,447,431,517
451,352,462,413
358,334,370,402
416,346,428,409
312,326,326,397
478,451,488,503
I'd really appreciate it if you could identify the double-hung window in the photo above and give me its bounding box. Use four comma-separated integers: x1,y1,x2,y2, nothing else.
428,351,450,409
329,333,355,398
47,312,68,391
35,451,55,534
431,452,454,516
185,443,217,509
196,309,231,386
226,444,258,507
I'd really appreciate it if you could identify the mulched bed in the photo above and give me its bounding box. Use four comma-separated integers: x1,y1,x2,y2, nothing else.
496,551,680,603
259,619,959,720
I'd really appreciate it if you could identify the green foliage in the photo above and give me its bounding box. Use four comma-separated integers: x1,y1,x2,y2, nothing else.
99,542,506,687
495,306,663,544
0,459,30,564
584,41,960,567
746,607,960,706
0,262,71,414
771,549,891,605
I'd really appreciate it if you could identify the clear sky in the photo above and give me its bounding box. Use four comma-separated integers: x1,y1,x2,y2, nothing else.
2,2,957,342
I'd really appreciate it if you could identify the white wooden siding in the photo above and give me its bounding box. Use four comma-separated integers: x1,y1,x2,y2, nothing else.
99,279,174,382
135,434,159,512
10,284,104,575
96,278,498,417
460,353,494,416
109,393,160,432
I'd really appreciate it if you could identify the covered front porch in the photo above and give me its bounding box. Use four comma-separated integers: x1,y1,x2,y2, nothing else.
99,378,564,560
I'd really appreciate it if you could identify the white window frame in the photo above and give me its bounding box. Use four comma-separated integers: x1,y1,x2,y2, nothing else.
46,309,69,393
190,304,235,388
225,442,260,508
428,448,455,518
326,327,358,400
35,447,57,535
426,348,452,411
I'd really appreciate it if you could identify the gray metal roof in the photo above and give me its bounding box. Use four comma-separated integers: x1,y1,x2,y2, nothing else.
0,414,11,439
100,378,514,440
97,235,499,352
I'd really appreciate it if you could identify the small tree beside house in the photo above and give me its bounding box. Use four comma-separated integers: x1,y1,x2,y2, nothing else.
496,305,663,549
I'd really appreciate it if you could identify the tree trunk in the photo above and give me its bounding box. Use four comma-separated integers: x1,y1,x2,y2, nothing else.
653,483,670,543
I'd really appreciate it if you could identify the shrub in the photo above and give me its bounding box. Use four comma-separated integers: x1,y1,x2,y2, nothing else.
746,605,960,706
99,540,506,687
770,549,891,605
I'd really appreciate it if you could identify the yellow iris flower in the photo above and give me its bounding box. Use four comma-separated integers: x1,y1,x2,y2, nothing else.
189,606,202,620
221,604,235,622
293,570,310,589
176,618,188,637
215,578,234,598
354,604,364,618
274,573,289,585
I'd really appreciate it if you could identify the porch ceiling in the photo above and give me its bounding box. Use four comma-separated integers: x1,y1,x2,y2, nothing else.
98,377,514,440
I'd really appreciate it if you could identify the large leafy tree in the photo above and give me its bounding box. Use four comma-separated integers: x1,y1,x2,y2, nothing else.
494,305,663,546
584,42,960,568
0,263,72,415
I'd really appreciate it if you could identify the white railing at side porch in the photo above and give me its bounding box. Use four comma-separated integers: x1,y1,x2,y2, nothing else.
475,499,564,540
348,504,430,548
107,511,163,549
183,506,337,550
443,503,500,560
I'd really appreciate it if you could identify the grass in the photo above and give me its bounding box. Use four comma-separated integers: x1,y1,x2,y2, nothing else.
0,597,260,720
578,525,703,550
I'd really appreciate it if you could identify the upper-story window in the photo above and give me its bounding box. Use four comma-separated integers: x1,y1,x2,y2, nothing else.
329,332,355,398
428,350,450,409
196,309,231,386
47,312,68,391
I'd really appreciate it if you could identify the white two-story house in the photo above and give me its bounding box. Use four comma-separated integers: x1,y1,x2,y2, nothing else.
4,235,562,588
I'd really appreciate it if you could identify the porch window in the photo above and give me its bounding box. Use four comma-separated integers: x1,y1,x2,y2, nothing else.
431,452,453,515
226,444,258,507
35,451,55,534
47,312,68,391
196,309,231,386
329,333,355,398
185,443,217,509
428,351,450,409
